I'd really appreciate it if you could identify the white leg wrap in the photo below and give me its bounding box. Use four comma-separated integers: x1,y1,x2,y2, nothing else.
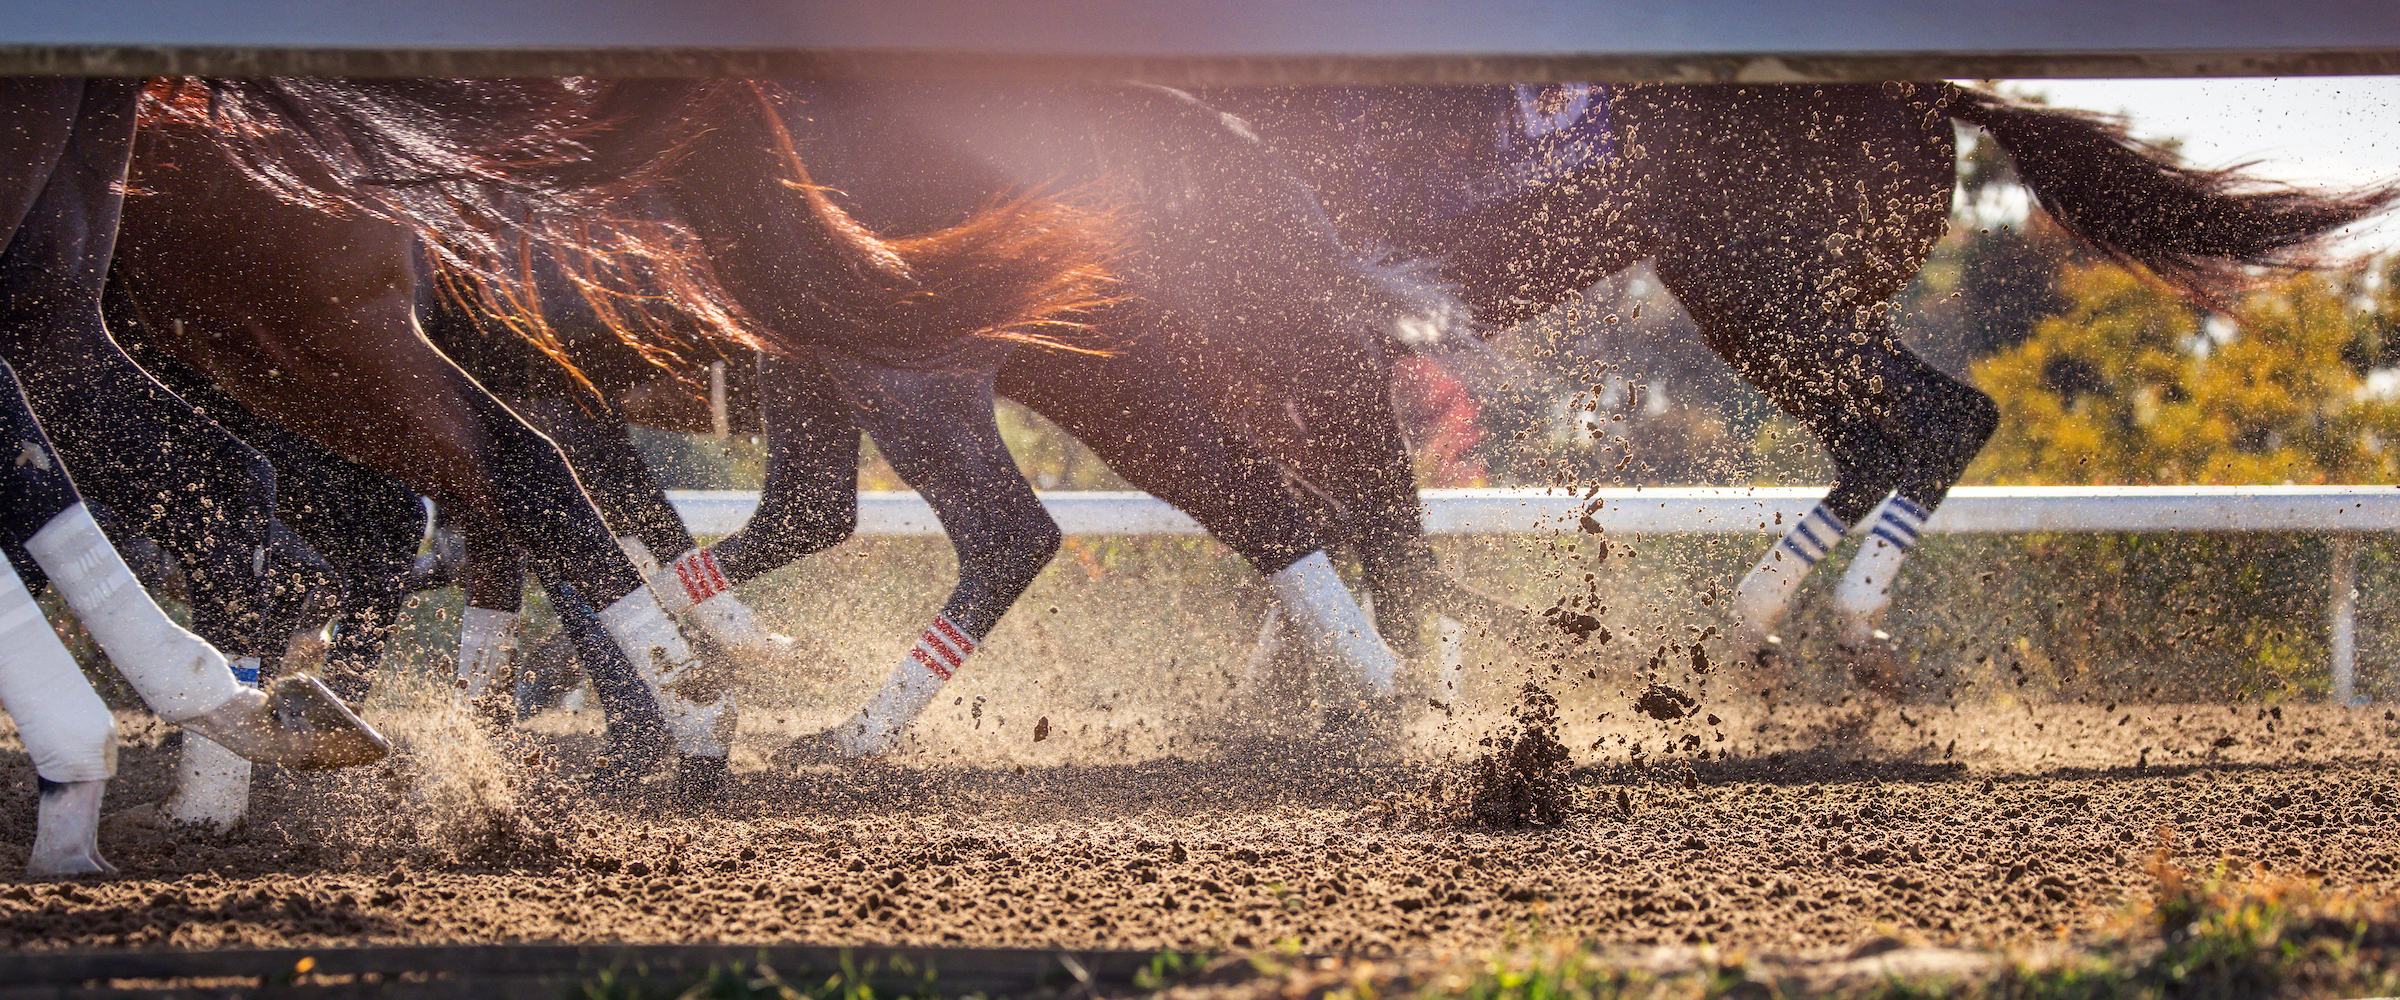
1239,603,1287,689
651,546,731,616
454,607,523,700
0,558,117,784
1267,551,1400,696
1834,494,1930,646
29,779,113,878
161,727,250,832
23,503,242,723
651,547,782,659
616,536,664,580
598,589,734,758
833,615,974,757
1731,502,1849,651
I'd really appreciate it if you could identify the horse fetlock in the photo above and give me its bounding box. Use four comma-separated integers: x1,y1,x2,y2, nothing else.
1832,494,1928,648
29,779,114,879
1731,502,1850,654
0,557,120,785
830,615,978,758
599,589,733,757
159,732,250,832
1269,551,1401,696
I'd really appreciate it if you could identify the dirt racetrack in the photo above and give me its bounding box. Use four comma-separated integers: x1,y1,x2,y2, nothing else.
3,697,2396,961
2,535,2398,969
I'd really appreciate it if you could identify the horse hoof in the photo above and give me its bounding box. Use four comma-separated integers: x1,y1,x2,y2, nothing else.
1748,635,1785,670
181,675,390,770
769,730,860,767
26,853,117,880
674,754,728,806
512,631,585,718
593,724,671,792
1316,695,1407,765
30,780,116,879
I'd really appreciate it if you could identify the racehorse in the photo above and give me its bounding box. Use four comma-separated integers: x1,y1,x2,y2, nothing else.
105,75,1135,802
170,79,1447,759
0,79,386,878
1199,81,2398,681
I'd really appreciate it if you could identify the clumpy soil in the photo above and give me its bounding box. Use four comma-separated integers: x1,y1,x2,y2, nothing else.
2,698,2396,958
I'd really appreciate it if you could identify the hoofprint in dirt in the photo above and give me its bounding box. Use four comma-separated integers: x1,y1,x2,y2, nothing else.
0,694,2395,960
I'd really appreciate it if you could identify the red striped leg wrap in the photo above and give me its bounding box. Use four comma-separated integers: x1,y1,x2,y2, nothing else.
906,616,977,681
670,548,732,607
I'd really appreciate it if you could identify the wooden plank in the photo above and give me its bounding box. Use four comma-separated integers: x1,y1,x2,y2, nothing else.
3,0,2398,81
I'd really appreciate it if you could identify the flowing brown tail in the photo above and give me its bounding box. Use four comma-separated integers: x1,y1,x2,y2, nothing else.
730,82,1124,364
1943,83,2400,303
150,77,1119,377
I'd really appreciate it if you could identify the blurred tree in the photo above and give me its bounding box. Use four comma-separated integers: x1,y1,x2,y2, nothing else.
1970,260,2400,486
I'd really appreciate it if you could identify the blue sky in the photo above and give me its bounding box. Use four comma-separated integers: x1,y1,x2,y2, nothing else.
1996,76,2400,251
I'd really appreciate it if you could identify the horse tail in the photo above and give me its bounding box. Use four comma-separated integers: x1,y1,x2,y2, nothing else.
725,82,1123,361
882,196,1124,355
1941,83,2399,302
143,76,759,377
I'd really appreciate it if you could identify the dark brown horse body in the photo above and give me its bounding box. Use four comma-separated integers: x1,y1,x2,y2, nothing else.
106,78,1117,791
1200,82,2396,683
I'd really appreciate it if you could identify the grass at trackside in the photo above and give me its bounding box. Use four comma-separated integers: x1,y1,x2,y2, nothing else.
1290,858,2400,1000
575,862,2398,1000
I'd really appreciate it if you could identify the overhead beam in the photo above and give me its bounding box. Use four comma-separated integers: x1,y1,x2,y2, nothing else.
5,0,2399,81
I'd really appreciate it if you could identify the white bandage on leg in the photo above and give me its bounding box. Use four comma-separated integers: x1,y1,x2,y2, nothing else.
650,547,784,660
455,607,523,700
597,589,735,758
616,536,664,580
1267,551,1400,696
833,615,975,757
0,557,118,785
652,546,731,616
1834,493,1930,646
1731,502,1849,652
161,725,250,832
22,503,243,723
165,654,258,831
29,779,113,877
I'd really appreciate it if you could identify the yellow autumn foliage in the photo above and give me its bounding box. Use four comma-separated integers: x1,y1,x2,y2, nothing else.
1969,261,2400,486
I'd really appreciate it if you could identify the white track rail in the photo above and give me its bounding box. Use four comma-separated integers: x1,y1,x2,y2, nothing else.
671,485,2395,702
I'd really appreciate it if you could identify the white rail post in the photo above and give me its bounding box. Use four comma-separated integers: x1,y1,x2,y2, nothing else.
2330,533,2361,705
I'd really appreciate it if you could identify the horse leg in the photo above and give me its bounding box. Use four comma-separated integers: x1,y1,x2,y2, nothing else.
1824,350,1997,650
512,390,804,673
696,352,862,581
244,434,427,704
112,136,728,796
0,81,384,803
774,352,1054,757
0,365,116,876
995,339,1404,705
1656,254,1995,671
